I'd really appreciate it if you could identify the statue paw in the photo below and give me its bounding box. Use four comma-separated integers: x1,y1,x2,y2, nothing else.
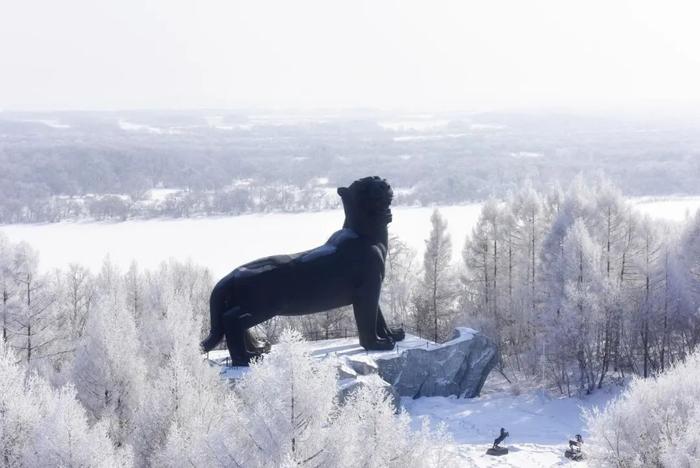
361,336,395,351
388,327,405,342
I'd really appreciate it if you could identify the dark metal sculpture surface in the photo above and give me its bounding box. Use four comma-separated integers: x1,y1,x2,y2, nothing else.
565,434,584,461
201,176,404,365
486,428,510,456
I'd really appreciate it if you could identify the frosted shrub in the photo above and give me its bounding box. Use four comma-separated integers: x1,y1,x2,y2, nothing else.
148,349,251,467
0,340,130,467
238,330,458,467
72,295,147,448
141,297,253,467
585,350,700,467
234,329,338,466
328,383,457,468
155,330,457,467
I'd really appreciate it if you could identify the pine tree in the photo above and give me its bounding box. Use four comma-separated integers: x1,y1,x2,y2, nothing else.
1,340,130,467
71,292,147,447
9,242,59,366
416,209,456,342
0,233,15,343
383,234,417,326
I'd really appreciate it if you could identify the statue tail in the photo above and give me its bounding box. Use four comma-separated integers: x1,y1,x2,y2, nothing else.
201,280,229,352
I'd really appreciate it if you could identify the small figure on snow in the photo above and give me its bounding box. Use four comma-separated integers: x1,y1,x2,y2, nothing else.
486,428,509,456
565,434,584,461
494,427,509,449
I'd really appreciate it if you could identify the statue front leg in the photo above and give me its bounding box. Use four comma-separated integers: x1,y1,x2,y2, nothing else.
353,273,394,351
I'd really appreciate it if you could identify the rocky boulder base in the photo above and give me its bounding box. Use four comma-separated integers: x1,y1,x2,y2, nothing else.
313,327,498,405
213,328,498,409
349,328,498,399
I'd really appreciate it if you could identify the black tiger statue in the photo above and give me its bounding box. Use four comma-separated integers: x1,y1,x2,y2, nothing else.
201,176,405,365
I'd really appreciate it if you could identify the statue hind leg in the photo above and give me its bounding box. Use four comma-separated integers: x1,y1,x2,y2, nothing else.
201,277,233,352
222,307,273,366
222,307,262,366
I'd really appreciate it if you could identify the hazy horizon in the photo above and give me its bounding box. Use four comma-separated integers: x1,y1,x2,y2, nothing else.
3,0,700,112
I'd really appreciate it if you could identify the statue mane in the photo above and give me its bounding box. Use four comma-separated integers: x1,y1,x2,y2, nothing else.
338,176,393,235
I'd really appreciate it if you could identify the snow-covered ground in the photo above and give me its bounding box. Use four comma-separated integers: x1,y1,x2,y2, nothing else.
1,197,698,277
404,379,621,467
209,333,621,467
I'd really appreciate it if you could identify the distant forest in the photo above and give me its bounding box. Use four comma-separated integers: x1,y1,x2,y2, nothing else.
1,110,700,223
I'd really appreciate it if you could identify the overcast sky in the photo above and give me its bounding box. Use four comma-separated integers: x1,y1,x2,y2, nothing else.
1,0,700,112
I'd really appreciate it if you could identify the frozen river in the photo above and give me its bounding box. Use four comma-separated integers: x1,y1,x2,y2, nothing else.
1,197,698,278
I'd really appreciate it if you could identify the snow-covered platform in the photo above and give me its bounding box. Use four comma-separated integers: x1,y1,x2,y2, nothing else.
207,330,440,364
205,332,437,380
209,327,498,400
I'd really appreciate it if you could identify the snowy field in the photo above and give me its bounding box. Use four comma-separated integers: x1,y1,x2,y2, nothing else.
404,384,620,467
0,197,698,278
208,335,620,467
0,205,482,277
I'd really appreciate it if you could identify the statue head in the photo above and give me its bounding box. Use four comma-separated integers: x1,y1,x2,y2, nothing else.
337,176,393,234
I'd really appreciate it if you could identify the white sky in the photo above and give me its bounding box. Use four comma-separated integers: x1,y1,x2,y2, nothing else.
1,0,700,111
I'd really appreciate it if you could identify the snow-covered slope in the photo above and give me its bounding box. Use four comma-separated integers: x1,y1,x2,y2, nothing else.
404,383,622,467
211,334,619,466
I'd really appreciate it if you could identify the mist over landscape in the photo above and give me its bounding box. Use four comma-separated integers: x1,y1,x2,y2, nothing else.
2,1,700,467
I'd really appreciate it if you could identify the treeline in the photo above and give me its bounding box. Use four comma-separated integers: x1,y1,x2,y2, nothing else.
379,178,700,395
0,234,454,467
3,110,700,223
18,184,339,223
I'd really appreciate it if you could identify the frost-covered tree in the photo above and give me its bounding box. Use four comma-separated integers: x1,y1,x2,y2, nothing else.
9,242,60,366
585,349,700,467
59,263,95,342
462,198,526,361
558,219,607,393
463,199,501,328
679,211,700,352
455,177,700,389
511,183,545,313
155,330,457,467
382,234,417,326
327,384,456,467
71,292,147,448
0,340,130,467
415,209,457,342
235,329,337,466
139,260,212,361
124,262,144,323
134,296,242,466
0,233,15,342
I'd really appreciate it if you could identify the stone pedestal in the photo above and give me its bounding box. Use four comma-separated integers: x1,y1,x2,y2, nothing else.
211,327,499,404
311,327,499,399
